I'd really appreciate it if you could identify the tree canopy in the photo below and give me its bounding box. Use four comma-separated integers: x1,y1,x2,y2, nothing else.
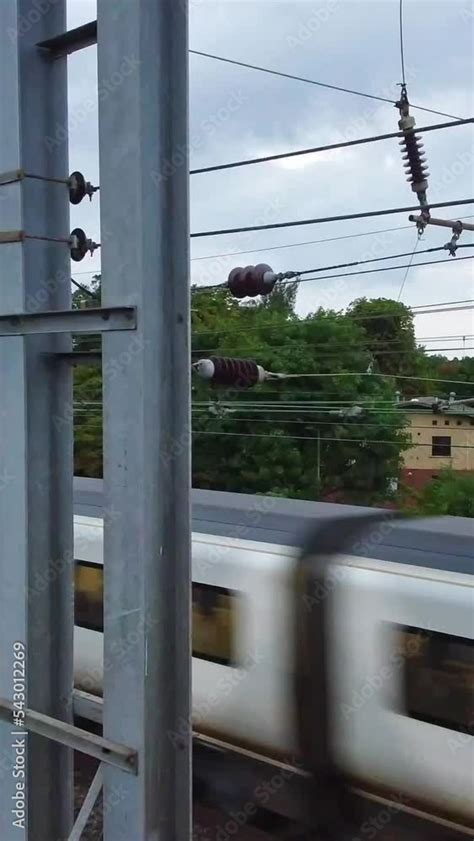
72,278,472,509
415,469,474,518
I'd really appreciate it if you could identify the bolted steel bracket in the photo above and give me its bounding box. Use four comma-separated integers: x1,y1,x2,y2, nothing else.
0,168,99,204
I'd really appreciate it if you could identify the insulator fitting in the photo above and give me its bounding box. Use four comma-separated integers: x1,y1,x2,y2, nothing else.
193,357,266,388
227,263,277,298
70,228,101,262
69,171,100,204
397,107,429,200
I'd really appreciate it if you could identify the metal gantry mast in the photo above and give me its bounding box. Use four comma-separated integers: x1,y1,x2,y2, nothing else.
0,2,73,839
0,0,191,838
97,0,191,838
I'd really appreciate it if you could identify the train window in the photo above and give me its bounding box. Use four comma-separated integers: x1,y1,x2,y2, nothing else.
394,625,474,733
75,561,103,633
192,582,237,666
74,562,238,666
432,435,451,456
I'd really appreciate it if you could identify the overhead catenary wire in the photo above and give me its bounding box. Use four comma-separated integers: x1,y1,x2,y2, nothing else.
197,253,474,292
397,234,419,300
191,197,474,239
190,49,462,120
279,242,473,279
192,429,474,448
399,0,407,86
190,118,473,176
192,416,468,432
192,343,474,357
193,300,474,338
71,216,474,270
276,372,474,386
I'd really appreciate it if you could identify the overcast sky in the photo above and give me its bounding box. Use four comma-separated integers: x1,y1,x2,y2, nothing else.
66,0,474,358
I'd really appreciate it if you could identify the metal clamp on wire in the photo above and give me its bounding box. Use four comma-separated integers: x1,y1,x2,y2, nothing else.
444,220,464,256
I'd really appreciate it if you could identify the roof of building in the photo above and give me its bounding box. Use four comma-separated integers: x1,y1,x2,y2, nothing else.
397,397,474,417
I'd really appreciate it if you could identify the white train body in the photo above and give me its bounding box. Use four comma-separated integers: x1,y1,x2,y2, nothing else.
73,482,474,828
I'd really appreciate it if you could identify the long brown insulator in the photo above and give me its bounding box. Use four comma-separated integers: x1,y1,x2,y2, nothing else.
208,356,261,387
399,132,429,188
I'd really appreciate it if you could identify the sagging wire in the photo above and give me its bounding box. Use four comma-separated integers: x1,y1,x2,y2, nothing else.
396,234,419,301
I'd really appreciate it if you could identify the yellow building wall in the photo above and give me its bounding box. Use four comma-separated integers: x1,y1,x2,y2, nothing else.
403,412,474,472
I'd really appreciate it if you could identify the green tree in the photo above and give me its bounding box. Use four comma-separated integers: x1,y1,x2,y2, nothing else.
346,297,430,394
73,276,103,476
192,287,409,504
416,469,474,517
73,278,411,503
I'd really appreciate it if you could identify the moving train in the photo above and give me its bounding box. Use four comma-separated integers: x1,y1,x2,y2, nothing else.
73,477,474,834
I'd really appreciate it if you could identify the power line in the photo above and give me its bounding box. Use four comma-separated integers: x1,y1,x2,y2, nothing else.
192,429,474,448
281,254,474,286
191,197,474,239
399,0,407,86
290,243,473,278
193,332,474,353
71,217,474,271
397,234,419,301
192,341,473,357
248,372,474,386
193,300,474,338
189,50,462,120
198,253,474,291
192,416,469,432
191,118,472,176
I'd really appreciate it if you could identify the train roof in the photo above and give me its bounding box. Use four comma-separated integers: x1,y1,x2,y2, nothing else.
74,477,473,575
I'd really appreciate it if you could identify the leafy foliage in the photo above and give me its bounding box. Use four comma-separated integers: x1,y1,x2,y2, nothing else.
72,277,472,509
415,469,474,518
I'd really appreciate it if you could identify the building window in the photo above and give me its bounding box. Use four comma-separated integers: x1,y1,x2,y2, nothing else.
75,561,239,666
432,436,451,457
392,624,474,734
457,420,462,426
470,420,474,427
432,420,437,426
444,420,450,426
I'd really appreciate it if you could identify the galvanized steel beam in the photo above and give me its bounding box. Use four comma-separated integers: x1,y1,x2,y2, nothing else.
0,2,73,839
97,1,191,839
0,699,137,774
0,306,136,336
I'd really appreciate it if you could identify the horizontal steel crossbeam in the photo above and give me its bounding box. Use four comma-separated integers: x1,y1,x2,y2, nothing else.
48,351,102,365
37,20,97,57
0,306,136,336
0,698,137,774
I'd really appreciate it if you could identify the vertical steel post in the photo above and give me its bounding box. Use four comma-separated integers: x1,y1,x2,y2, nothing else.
97,1,191,839
0,2,73,840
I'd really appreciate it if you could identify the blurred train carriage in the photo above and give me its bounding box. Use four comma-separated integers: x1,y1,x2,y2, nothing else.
73,478,474,834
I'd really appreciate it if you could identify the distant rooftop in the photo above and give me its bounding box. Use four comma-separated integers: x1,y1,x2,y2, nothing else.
396,396,474,417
